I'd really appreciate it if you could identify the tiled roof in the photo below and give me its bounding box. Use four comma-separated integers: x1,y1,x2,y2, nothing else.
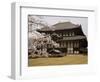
53,22,80,30
38,22,80,31
58,36,86,41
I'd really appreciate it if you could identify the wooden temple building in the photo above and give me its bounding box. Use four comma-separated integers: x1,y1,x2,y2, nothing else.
37,22,88,54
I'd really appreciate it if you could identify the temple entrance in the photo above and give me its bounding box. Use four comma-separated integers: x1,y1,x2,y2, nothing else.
67,42,73,54
67,41,79,54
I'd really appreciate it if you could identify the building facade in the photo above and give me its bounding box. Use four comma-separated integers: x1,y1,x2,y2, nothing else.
37,22,88,54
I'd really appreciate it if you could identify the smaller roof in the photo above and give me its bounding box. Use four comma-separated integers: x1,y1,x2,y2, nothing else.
38,26,52,31
49,49,62,54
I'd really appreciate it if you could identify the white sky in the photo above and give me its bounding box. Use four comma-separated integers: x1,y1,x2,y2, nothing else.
34,15,88,37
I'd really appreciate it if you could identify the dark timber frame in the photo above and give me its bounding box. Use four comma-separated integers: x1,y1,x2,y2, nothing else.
37,22,88,54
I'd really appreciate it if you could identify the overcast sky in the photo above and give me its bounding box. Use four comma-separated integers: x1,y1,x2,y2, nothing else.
32,15,88,37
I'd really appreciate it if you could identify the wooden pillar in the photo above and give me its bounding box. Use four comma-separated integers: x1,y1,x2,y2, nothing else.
71,41,73,54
